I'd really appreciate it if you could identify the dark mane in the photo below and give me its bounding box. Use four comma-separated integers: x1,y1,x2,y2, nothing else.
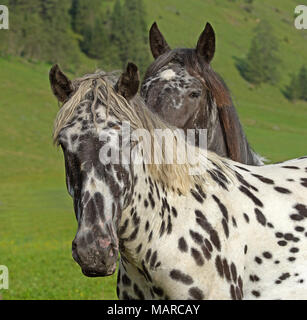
144,48,232,108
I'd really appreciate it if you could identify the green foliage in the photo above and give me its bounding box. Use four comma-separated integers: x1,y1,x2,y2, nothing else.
236,20,281,85
120,0,149,72
0,0,150,73
284,65,307,102
284,74,301,101
297,66,307,101
106,0,126,68
70,0,109,60
42,1,82,68
105,0,150,73
82,18,110,60
0,0,82,70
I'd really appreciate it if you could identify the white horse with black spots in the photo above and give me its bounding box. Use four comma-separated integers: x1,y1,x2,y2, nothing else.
50,63,307,300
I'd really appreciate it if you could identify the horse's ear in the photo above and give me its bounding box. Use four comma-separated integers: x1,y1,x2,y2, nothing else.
149,22,171,59
196,22,215,63
218,105,248,163
49,64,74,103
115,62,140,100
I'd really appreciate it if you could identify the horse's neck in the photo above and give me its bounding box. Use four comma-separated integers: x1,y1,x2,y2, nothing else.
118,158,241,280
226,112,262,166
119,161,174,265
205,100,261,166
207,117,229,158
200,100,228,158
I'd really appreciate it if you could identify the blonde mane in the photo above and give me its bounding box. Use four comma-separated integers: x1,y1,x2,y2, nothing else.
53,71,234,194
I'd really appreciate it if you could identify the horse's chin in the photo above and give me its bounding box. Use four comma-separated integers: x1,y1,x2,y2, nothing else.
81,266,116,277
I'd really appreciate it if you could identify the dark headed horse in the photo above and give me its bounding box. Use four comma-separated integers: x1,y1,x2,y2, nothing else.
141,22,263,165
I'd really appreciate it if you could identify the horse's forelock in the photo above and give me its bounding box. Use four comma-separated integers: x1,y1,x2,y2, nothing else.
144,50,177,80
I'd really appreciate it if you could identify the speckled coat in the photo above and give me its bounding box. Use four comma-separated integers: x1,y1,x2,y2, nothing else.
117,158,307,300
50,66,307,301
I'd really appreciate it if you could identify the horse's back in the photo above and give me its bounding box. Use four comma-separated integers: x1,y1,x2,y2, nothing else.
230,157,307,299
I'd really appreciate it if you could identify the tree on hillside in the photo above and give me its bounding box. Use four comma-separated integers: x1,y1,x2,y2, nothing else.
0,0,150,73
0,0,81,69
100,0,150,73
120,0,150,73
284,74,300,101
137,0,149,43
236,20,281,85
40,0,81,67
297,65,307,101
70,0,109,59
81,17,110,60
106,0,125,68
0,0,43,59
284,65,307,102
70,0,101,34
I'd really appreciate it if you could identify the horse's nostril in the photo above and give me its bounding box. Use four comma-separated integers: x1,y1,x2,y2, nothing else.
109,247,115,257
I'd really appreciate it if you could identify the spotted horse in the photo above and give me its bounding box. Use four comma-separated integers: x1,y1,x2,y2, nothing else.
50,63,307,300
141,22,264,166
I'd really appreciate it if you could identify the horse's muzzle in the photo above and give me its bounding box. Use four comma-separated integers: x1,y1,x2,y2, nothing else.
72,237,118,277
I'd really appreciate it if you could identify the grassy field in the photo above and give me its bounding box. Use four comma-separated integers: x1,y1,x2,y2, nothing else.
0,57,118,299
0,0,307,300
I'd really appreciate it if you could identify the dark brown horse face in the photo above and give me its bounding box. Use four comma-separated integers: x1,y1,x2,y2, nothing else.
141,23,262,165
141,61,206,129
141,22,219,134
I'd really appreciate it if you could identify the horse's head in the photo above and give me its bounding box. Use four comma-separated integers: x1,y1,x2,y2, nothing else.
141,23,252,164
49,63,140,277
142,23,227,128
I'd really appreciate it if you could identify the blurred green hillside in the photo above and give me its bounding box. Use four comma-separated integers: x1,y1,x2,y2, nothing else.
0,0,307,300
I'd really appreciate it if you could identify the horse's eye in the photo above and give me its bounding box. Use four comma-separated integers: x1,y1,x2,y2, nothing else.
189,92,201,99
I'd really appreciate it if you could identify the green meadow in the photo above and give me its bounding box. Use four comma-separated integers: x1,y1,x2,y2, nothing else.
0,0,307,299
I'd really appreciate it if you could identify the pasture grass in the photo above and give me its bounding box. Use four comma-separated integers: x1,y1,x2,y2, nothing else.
0,58,117,300
0,0,307,299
